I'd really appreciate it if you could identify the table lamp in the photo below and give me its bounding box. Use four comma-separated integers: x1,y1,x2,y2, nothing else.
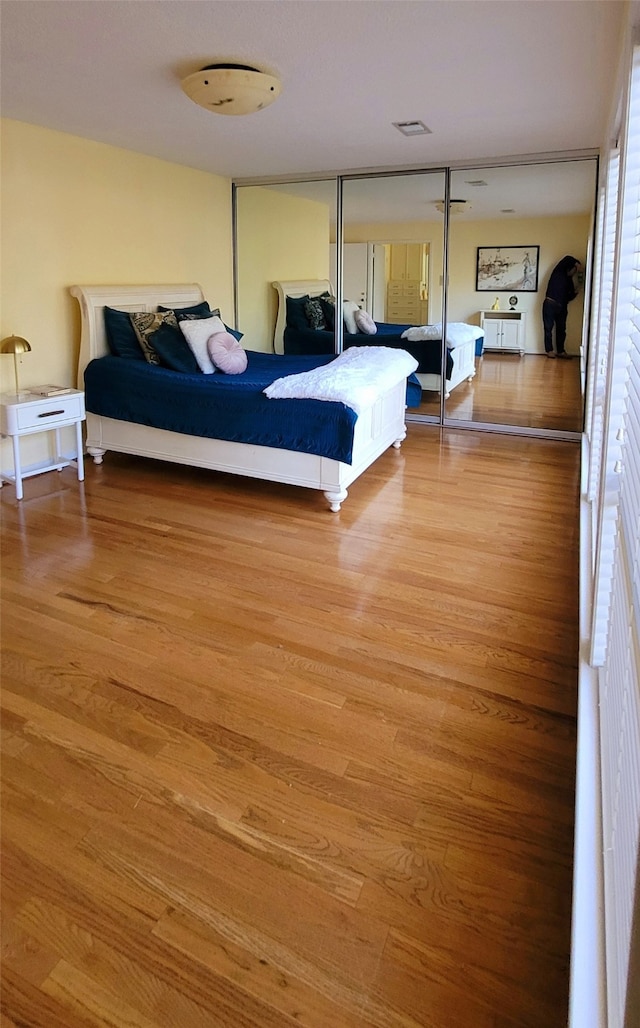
1,335,32,398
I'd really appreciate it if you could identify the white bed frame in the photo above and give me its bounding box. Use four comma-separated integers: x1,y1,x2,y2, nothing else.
420,339,476,398
272,279,334,355
272,278,476,398
71,283,408,512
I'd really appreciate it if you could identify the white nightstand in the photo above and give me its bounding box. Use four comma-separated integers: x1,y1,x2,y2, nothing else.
479,310,527,355
0,389,86,500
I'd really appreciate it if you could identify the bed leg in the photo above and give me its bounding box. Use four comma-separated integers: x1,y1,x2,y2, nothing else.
324,488,348,512
392,427,407,449
87,446,106,465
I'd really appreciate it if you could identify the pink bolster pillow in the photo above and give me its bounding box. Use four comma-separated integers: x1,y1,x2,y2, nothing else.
207,331,248,375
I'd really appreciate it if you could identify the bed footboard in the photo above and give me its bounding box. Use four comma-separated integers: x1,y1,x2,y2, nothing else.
83,375,407,511
73,282,409,511
419,338,477,397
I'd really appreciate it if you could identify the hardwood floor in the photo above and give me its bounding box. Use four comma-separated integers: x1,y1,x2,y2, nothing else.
1,426,580,1028
418,351,583,432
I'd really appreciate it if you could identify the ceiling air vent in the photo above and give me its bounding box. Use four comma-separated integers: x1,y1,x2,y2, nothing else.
393,121,432,137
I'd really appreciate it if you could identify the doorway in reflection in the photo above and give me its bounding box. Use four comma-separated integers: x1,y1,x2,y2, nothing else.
331,241,432,324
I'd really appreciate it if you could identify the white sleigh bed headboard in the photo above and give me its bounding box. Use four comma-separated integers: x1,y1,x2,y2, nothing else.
272,279,334,355
70,283,205,388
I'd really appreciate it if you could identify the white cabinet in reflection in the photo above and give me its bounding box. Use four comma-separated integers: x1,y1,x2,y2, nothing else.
480,310,526,355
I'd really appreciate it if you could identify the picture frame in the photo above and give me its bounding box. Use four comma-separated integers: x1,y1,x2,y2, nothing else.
476,246,540,292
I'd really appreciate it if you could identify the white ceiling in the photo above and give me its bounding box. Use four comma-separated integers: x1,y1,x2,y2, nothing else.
0,0,625,186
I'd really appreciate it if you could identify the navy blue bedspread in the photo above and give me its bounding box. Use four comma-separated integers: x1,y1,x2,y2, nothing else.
84,352,421,466
284,322,455,379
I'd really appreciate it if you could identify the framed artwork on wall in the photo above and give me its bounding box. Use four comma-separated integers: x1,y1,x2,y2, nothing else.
476,246,540,292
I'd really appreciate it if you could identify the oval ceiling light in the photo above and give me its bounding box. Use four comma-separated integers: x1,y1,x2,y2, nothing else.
181,63,282,116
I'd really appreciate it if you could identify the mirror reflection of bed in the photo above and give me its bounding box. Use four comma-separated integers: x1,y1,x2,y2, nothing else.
271,279,479,401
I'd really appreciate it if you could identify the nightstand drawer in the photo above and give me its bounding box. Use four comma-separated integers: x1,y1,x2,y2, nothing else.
5,393,85,433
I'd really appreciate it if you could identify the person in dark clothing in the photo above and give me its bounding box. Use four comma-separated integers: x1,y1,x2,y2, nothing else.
542,255,582,358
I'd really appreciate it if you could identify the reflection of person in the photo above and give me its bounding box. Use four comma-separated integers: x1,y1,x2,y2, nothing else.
542,255,582,358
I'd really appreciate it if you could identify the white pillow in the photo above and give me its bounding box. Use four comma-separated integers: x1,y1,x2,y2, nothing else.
179,315,226,374
343,300,360,335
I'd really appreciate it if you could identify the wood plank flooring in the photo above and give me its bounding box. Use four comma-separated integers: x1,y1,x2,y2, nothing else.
1,425,580,1027
418,351,583,432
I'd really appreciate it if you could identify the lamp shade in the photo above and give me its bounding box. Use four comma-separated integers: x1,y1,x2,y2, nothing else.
1,335,32,396
1,335,31,356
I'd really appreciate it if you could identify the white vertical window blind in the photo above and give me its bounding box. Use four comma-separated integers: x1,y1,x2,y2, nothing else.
597,40,640,1028
591,140,627,667
587,156,619,523
585,182,606,435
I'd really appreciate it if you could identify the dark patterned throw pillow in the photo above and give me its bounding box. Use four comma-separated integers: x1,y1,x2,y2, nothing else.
320,296,336,331
129,310,179,365
304,298,327,330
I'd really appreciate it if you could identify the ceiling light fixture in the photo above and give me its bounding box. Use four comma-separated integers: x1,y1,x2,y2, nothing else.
393,121,432,137
434,199,469,215
181,63,282,116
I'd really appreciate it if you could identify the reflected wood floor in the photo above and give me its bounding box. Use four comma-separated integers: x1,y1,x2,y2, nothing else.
419,352,583,431
1,426,580,1028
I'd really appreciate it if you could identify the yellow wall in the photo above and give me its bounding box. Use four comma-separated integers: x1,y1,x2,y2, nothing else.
448,213,591,352
1,119,233,465
235,187,331,351
345,212,590,352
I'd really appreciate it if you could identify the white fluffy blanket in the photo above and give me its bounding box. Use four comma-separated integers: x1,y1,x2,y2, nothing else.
264,346,419,415
401,322,484,347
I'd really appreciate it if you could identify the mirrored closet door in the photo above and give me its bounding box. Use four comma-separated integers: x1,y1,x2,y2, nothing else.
341,171,446,423
234,171,448,423
234,178,337,354
443,159,598,433
234,157,597,437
